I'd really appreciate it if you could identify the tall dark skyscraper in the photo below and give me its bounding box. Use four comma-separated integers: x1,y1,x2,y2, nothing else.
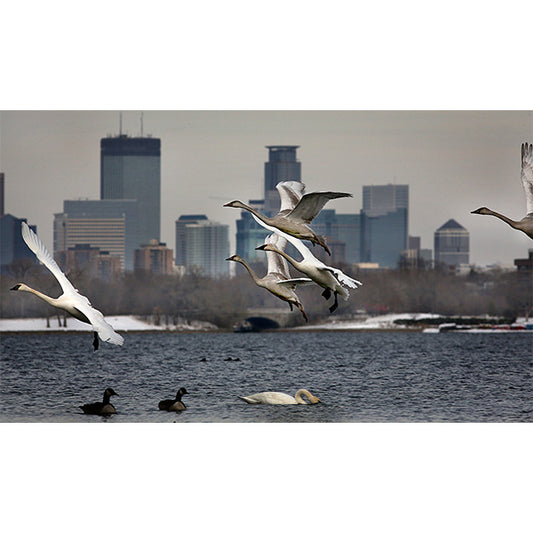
263,145,301,214
100,134,161,247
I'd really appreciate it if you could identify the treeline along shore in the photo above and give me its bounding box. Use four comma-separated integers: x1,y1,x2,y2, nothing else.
2,259,531,329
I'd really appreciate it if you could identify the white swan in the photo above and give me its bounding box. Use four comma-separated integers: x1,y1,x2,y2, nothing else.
253,215,362,313
226,233,313,321
239,389,321,405
10,222,124,350
224,183,352,255
471,142,533,239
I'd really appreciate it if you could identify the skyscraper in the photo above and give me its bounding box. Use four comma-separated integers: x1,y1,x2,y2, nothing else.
434,219,469,268
361,184,409,268
235,146,301,261
263,146,301,214
100,134,161,247
175,215,229,277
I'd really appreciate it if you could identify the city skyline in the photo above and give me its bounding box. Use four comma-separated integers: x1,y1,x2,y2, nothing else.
1,110,532,267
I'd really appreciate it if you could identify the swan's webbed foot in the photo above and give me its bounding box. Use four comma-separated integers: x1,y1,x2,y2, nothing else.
288,301,294,311
93,332,99,351
329,293,338,313
321,288,331,300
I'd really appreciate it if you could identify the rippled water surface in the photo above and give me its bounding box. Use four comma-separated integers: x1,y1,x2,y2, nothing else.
1,331,531,422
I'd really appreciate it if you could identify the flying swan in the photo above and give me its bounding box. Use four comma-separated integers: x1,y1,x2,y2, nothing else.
239,389,321,405
224,182,353,255
10,222,124,350
226,233,313,321
471,142,533,239
254,215,362,313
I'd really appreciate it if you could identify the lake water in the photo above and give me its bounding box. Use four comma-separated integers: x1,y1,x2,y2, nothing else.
0,330,531,423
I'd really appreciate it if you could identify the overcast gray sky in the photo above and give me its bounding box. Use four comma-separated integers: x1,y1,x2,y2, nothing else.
1,110,532,266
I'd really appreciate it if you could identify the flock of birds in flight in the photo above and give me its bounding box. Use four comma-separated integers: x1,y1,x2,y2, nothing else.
9,142,533,412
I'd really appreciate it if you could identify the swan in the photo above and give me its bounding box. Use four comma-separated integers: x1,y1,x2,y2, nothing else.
158,387,188,411
10,222,124,351
80,387,118,415
226,233,313,321
253,216,362,313
239,389,321,405
224,183,353,255
471,142,533,239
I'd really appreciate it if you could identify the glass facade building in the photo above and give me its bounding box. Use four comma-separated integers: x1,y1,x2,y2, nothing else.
175,215,230,277
100,135,161,247
434,219,470,267
263,146,301,214
360,184,409,268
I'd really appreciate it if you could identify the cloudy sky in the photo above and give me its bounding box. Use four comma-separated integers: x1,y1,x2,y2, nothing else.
2,110,532,265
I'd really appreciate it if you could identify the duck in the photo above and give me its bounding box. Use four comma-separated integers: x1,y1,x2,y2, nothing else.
158,387,188,412
226,233,313,321
10,222,124,350
239,389,321,405
80,388,118,415
224,182,352,255
254,217,362,313
471,142,533,239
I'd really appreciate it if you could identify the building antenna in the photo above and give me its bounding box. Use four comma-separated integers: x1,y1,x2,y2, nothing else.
140,111,144,137
119,111,123,135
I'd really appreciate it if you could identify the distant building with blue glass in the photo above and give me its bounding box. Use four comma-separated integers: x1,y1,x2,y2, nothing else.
100,134,161,247
360,184,409,268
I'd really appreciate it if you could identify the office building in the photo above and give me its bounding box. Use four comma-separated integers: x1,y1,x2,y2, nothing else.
175,215,229,277
434,219,470,268
312,209,361,264
100,134,161,247
360,184,409,268
54,199,138,271
0,215,37,269
56,244,122,280
134,240,174,275
263,145,301,214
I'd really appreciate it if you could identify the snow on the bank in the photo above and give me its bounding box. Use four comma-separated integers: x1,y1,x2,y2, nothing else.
295,313,441,330
0,316,217,333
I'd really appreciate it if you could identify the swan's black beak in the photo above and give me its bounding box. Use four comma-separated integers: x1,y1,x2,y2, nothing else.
10,284,21,291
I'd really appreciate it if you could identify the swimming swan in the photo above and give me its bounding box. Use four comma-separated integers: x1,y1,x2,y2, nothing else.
10,222,124,350
158,387,189,411
471,142,533,239
224,184,352,255
254,217,362,313
239,389,321,405
80,387,118,415
227,234,313,321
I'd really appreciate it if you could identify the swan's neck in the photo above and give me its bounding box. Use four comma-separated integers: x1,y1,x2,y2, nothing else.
268,246,302,270
237,259,261,285
484,209,520,229
19,285,59,307
295,390,313,404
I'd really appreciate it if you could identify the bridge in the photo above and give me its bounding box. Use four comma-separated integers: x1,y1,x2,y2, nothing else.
234,307,304,331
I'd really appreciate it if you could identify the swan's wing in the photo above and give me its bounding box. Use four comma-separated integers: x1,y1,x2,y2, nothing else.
21,221,80,297
276,181,306,213
72,300,124,346
521,142,533,214
318,264,363,289
287,191,353,223
276,277,314,289
265,234,290,276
